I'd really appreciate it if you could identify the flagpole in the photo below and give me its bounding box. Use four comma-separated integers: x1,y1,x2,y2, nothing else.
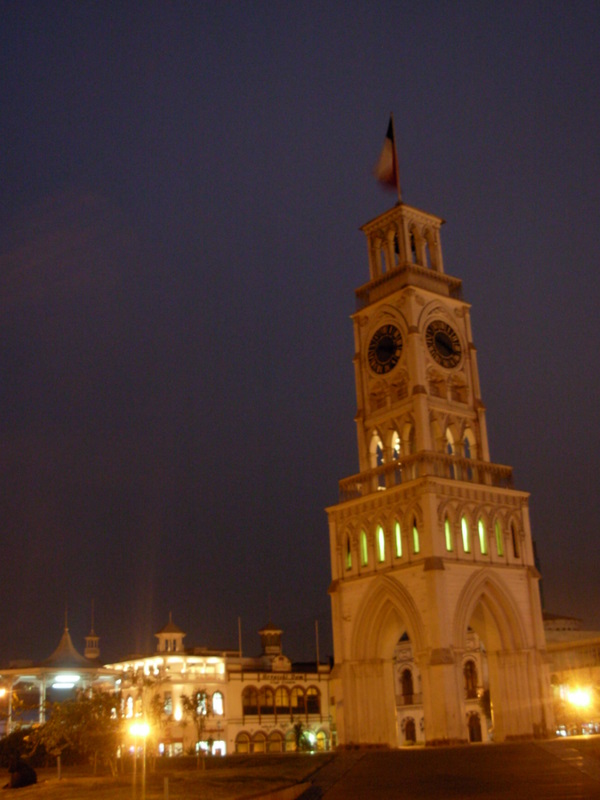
390,112,402,204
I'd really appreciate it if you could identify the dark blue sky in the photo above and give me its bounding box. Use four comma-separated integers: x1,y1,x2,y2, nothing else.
1,2,599,664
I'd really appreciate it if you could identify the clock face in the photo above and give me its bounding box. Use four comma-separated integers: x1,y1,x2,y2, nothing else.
426,320,462,368
368,324,403,374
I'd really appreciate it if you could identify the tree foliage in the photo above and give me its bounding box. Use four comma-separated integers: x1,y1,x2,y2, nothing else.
180,691,211,766
34,690,121,775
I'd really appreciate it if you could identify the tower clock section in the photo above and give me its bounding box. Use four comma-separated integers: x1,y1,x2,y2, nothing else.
352,202,491,477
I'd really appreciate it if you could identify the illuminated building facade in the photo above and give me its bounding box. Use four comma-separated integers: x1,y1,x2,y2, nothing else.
326,198,553,746
0,625,116,735
544,614,600,736
105,618,331,755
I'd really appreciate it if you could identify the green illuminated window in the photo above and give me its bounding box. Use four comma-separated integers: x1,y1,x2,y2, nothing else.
377,526,385,562
461,517,470,553
394,520,402,558
445,517,453,551
412,518,420,554
478,519,487,555
495,520,504,556
360,530,368,565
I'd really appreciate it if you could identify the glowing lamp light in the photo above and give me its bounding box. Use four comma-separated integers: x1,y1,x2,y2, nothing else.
130,721,150,738
174,707,182,721
52,673,80,689
567,688,592,708
0,688,7,698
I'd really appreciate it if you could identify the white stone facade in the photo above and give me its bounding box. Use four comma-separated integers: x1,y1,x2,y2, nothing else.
327,200,553,746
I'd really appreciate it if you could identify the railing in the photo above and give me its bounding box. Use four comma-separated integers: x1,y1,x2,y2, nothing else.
396,692,423,707
339,452,513,502
355,263,463,310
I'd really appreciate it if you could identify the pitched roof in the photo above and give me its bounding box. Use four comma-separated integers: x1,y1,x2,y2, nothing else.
41,627,94,668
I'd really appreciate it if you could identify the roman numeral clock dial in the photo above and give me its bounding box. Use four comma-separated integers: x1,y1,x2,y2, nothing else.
426,320,462,368
367,324,403,374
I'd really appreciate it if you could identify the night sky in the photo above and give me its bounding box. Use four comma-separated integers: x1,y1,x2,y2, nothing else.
1,2,599,666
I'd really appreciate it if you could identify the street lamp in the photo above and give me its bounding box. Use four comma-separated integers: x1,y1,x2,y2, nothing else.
130,721,150,800
566,687,592,735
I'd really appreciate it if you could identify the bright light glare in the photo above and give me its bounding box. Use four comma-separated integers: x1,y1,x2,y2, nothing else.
55,674,80,684
130,721,150,738
567,688,592,708
174,707,182,721
0,688,6,698
52,683,75,689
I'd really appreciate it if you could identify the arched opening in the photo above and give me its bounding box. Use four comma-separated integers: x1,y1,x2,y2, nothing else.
377,525,386,562
464,660,478,699
316,730,328,751
412,517,420,554
495,520,504,557
468,713,482,742
401,668,414,701
369,432,384,468
258,687,274,716
242,687,258,716
360,530,369,566
394,520,403,558
306,687,320,714
369,431,386,489
267,731,283,753
461,516,470,553
404,717,416,744
511,522,520,558
291,687,305,717
446,427,456,478
445,517,453,551
349,576,426,747
478,519,487,555
275,687,289,717
454,571,543,743
345,534,352,570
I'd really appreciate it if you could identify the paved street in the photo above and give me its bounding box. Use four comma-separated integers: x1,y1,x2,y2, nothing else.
300,738,600,799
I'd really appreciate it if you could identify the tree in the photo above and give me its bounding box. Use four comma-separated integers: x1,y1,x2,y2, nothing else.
292,721,312,752
180,691,211,767
34,690,121,776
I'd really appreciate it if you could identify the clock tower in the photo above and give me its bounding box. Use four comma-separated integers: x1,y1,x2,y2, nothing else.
327,198,552,746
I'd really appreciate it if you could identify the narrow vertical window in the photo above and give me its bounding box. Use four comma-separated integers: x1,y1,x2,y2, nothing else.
412,518,420,554
377,526,385,562
511,523,520,558
495,520,504,556
360,530,368,566
461,517,470,553
345,536,352,570
478,519,487,555
445,517,453,551
395,520,402,558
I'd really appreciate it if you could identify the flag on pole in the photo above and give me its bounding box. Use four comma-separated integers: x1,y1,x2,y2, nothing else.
374,115,402,200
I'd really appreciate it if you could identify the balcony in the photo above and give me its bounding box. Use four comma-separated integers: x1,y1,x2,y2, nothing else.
338,452,513,502
396,693,423,707
355,263,463,310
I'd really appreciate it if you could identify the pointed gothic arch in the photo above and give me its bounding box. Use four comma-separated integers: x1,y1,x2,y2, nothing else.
351,574,426,661
452,568,527,652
